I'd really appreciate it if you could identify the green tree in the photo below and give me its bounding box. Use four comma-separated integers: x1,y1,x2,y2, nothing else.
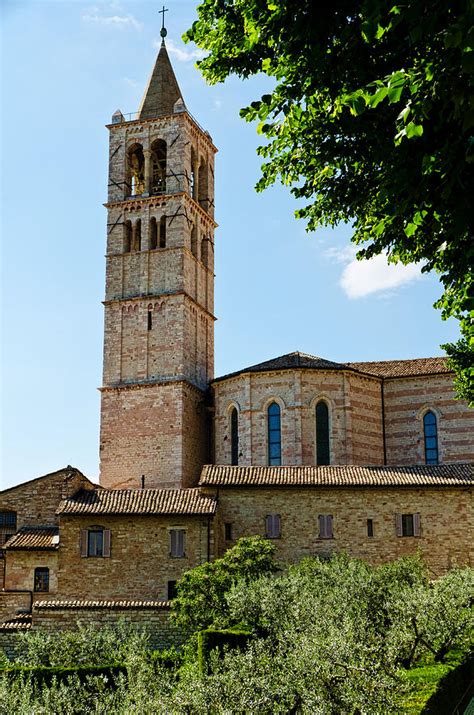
185,0,474,403
171,535,278,632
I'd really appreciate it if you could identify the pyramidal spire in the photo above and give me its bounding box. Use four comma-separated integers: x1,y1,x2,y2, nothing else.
138,39,185,120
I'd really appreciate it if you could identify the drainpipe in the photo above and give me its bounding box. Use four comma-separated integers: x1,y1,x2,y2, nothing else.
381,378,387,465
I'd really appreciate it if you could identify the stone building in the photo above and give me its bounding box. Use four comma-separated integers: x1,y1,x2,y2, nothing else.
1,34,472,646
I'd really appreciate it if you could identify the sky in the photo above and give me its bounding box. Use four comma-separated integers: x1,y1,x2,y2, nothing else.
0,0,460,489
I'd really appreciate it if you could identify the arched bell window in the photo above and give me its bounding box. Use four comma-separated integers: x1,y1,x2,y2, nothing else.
267,402,281,466
230,407,239,466
159,216,167,248
151,139,167,195
423,410,439,464
316,401,330,465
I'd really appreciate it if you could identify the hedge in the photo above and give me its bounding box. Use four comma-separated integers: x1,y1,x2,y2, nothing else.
197,627,252,673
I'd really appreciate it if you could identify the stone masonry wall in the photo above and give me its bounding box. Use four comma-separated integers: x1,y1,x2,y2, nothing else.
57,513,213,600
0,591,31,623
212,486,472,576
32,604,183,651
100,380,208,490
383,373,474,464
0,468,94,531
213,369,384,467
4,551,58,593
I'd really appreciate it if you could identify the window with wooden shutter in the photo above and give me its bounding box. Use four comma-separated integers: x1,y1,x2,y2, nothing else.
396,514,420,537
103,529,111,557
170,529,186,558
80,529,88,557
265,514,281,539
318,514,333,539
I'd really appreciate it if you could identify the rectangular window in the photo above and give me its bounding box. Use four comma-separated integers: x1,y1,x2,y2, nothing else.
318,514,334,539
396,513,421,537
81,528,111,557
88,529,104,556
265,514,281,539
0,512,17,546
34,567,49,593
167,580,177,601
170,529,186,558
224,522,233,541
147,311,152,331
367,519,374,538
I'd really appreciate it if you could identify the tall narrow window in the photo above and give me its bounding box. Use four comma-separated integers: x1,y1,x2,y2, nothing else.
159,216,167,248
267,402,281,466
135,219,142,251
124,221,132,253
170,529,185,558
191,225,198,258
318,514,334,539
423,411,439,464
316,401,330,465
265,514,281,539
34,567,49,592
230,407,239,465
149,217,157,250
147,310,152,331
367,519,374,538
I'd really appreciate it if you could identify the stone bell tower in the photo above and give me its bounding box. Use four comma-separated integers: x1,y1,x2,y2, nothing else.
99,33,217,489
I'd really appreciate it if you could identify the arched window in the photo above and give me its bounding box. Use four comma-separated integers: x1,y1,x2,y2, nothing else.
267,402,281,466
230,407,239,465
316,401,330,465
423,411,439,464
151,139,167,195
124,221,132,253
149,217,157,250
127,144,144,196
132,219,141,252
191,225,198,258
159,216,167,248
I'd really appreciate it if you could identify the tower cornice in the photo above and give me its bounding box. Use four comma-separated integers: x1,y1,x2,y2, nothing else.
99,377,208,397
104,192,218,229
102,289,217,322
106,111,218,154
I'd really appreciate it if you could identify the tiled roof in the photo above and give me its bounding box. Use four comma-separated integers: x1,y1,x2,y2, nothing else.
213,352,451,383
346,357,451,378
199,464,473,488
0,465,97,496
0,614,32,631
34,600,170,610
57,488,216,516
3,526,59,551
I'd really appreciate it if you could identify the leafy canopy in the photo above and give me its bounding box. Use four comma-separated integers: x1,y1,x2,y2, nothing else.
185,0,474,403
171,535,278,632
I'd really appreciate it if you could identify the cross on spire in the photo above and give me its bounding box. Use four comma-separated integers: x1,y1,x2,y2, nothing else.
159,5,168,40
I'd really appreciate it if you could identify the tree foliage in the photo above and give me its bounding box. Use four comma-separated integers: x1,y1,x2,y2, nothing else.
185,0,474,403
171,535,278,632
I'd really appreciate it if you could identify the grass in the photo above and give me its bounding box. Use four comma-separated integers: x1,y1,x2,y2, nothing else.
400,649,472,714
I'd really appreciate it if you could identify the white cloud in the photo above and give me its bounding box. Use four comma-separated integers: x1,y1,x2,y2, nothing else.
324,245,357,264
82,8,143,30
157,38,207,62
340,252,423,299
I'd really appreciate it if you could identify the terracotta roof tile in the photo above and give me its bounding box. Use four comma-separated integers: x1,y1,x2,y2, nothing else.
199,464,473,488
3,526,59,551
34,600,170,610
214,352,347,382
213,352,451,383
346,357,451,378
57,488,216,516
0,614,32,631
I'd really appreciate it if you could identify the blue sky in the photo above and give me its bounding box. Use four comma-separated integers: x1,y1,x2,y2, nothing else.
1,1,460,489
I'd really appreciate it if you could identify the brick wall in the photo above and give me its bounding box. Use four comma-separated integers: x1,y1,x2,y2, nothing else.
57,513,213,599
383,374,474,464
0,591,32,623
212,486,472,576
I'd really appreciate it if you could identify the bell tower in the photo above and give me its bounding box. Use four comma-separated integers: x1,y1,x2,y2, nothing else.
99,32,217,489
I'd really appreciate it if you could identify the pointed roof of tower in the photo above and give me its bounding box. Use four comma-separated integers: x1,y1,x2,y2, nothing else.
138,40,184,120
